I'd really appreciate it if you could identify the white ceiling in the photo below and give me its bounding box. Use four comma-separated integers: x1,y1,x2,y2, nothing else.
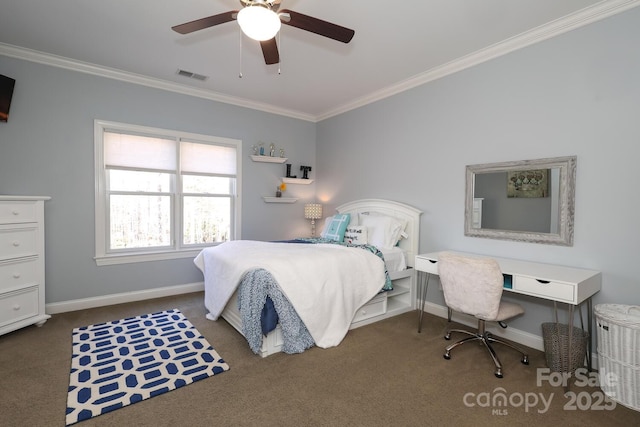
1,0,638,122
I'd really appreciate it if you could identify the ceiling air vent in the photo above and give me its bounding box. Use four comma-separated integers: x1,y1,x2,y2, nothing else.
176,69,208,81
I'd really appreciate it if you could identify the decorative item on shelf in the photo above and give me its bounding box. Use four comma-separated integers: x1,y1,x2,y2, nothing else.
276,182,286,198
300,165,312,179
269,143,276,157
258,142,265,155
279,148,285,158
251,144,258,155
285,163,297,178
304,203,323,237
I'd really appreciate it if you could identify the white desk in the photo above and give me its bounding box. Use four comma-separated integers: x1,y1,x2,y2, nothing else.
415,251,602,370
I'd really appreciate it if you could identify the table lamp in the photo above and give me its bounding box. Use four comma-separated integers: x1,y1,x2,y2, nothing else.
304,203,323,237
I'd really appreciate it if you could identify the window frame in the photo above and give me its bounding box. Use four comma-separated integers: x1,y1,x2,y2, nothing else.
94,120,242,266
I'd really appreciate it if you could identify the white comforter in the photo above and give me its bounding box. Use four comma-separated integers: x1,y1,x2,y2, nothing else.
193,240,386,348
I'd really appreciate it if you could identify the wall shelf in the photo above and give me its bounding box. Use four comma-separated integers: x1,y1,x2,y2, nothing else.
251,155,288,163
263,196,297,203
282,177,314,184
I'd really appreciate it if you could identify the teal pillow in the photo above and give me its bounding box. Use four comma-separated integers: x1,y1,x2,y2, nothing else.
321,213,351,242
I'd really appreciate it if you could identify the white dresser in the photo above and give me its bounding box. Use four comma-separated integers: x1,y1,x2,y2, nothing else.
0,196,50,335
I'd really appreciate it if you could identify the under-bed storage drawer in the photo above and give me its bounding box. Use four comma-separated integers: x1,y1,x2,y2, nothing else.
513,276,574,303
353,293,387,323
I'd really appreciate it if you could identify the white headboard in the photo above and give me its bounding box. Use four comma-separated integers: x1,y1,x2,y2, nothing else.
336,199,422,267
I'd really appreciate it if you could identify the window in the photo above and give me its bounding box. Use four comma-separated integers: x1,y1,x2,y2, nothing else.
94,120,241,265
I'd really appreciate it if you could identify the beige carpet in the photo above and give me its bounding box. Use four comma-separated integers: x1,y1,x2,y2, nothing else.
1,291,639,426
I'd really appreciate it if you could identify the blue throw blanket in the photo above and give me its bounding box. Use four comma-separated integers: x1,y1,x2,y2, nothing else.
238,269,315,354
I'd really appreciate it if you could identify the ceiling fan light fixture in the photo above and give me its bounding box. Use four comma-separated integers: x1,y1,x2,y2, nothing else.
237,6,281,41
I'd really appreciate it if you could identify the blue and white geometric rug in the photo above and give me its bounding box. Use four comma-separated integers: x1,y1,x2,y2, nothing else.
65,309,229,425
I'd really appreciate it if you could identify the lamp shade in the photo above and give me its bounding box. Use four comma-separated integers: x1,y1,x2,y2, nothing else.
237,6,281,41
304,203,323,220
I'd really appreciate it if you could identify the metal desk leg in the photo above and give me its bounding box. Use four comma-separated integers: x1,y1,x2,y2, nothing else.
568,303,574,374
417,272,430,333
587,297,593,371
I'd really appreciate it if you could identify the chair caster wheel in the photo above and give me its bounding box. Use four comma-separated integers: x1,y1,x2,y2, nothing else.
444,334,451,340
495,371,503,378
443,353,451,360
521,356,529,365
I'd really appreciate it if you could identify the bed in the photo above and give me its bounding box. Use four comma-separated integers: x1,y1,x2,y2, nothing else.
194,199,422,357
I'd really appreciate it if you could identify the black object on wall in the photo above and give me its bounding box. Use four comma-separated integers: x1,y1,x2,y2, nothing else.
0,74,16,122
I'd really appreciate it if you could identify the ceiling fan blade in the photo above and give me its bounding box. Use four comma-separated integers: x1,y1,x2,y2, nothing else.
172,11,238,34
279,9,354,43
260,38,280,65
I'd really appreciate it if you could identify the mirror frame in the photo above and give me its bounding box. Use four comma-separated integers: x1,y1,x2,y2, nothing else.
464,156,577,246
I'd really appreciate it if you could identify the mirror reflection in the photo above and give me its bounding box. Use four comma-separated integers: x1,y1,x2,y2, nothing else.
465,156,576,246
473,168,560,233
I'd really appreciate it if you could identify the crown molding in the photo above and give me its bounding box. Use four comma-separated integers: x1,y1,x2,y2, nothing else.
1,0,639,123
317,0,640,121
0,42,316,122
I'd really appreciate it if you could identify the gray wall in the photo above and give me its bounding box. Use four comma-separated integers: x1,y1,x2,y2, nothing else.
0,57,316,303
316,8,640,336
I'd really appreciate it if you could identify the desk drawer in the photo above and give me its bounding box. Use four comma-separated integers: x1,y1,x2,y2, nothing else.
353,293,387,323
0,226,38,260
0,258,38,291
0,286,39,327
0,201,37,224
415,257,439,274
514,277,574,303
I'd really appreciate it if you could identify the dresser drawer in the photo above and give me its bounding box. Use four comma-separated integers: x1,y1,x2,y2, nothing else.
415,256,439,274
0,286,39,327
0,226,38,260
0,258,38,292
0,201,37,224
353,293,387,323
513,276,575,303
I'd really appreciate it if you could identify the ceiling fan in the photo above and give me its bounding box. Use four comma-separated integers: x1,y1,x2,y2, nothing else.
172,0,355,65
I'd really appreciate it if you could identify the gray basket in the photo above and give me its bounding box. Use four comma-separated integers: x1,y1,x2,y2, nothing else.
541,322,589,373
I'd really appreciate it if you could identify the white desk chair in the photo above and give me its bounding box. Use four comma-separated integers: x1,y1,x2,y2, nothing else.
438,252,529,378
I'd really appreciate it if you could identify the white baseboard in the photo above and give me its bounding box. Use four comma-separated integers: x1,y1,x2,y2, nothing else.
45,282,204,314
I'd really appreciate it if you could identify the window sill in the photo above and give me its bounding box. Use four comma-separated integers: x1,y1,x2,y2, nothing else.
95,249,204,266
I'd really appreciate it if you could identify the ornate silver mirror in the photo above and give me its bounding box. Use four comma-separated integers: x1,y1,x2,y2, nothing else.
464,156,576,246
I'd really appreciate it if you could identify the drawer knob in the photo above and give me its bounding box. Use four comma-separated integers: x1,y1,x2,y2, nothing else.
12,210,20,215
12,241,20,247
13,304,21,311
361,310,367,315
13,272,21,278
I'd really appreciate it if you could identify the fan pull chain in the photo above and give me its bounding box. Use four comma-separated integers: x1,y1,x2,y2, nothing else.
238,28,243,78
277,31,281,75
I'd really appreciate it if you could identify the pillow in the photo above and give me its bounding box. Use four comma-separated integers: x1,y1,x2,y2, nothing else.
344,225,368,245
320,213,351,242
319,216,334,237
359,213,407,248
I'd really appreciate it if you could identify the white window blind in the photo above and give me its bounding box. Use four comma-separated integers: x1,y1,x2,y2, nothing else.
181,140,237,175
104,132,176,171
